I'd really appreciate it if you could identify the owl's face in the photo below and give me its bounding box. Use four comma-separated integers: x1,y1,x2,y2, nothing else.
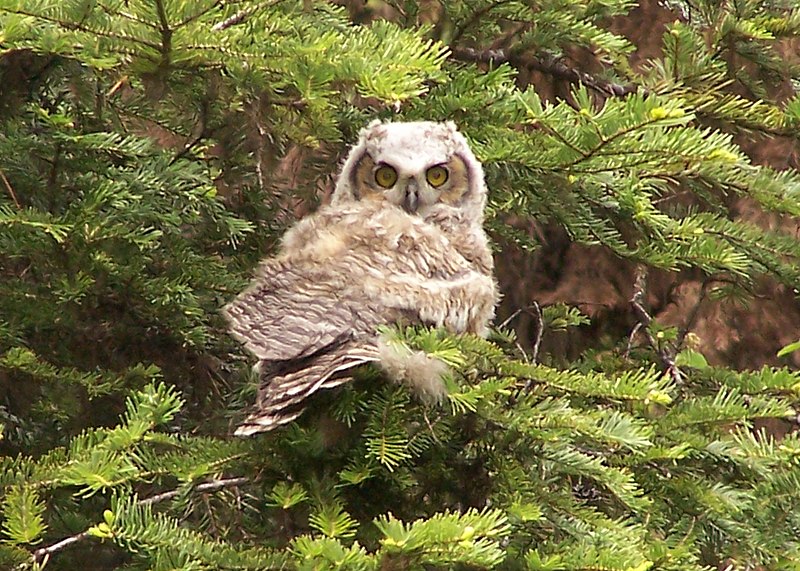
333,121,486,222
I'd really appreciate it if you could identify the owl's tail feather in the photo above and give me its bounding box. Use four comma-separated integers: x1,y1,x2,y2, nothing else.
234,337,453,436
234,343,380,436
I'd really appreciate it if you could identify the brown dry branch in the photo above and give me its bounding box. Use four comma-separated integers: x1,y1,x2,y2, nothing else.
0,168,21,208
629,266,683,385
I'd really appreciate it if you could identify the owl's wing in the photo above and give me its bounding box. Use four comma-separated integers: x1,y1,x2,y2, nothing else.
225,257,390,435
223,258,370,362
225,257,387,434
234,339,380,435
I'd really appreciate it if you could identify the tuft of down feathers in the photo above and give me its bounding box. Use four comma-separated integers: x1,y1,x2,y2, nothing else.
377,333,450,404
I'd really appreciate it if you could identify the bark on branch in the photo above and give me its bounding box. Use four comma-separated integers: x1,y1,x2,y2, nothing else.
450,46,636,98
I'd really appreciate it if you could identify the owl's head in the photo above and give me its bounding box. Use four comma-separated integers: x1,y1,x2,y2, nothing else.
333,120,486,222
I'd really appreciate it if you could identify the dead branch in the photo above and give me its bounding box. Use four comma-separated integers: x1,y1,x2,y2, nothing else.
629,266,683,384
0,168,21,208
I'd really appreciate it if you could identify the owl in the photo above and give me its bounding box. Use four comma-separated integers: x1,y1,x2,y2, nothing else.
224,121,498,435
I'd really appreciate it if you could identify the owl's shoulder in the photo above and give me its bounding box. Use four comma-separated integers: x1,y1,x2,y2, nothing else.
278,203,363,260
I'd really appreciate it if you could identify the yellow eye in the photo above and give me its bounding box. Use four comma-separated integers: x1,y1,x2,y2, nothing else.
374,165,398,188
426,166,449,187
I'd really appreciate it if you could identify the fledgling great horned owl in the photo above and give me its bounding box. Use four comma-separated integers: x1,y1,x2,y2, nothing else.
225,121,498,435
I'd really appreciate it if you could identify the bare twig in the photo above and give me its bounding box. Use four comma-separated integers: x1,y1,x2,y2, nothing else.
498,303,545,364
630,267,654,331
31,531,91,564
0,168,21,208
529,302,544,365
450,46,636,98
31,477,249,565
139,476,249,505
513,302,547,394
211,0,276,32
498,307,522,330
629,266,683,384
624,322,642,359
253,109,268,196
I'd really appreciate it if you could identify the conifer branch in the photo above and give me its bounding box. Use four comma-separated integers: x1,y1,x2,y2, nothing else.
556,117,665,170
450,0,517,45
98,3,158,29
155,0,173,64
535,120,591,159
4,1,800,568
30,477,249,565
175,0,224,29
0,7,162,50
450,46,635,97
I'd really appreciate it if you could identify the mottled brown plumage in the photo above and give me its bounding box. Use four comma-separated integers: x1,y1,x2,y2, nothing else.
225,121,498,435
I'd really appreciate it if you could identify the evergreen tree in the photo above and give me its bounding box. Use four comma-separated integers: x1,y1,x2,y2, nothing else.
1,0,800,569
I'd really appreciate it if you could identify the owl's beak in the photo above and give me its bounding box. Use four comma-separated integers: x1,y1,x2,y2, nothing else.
402,180,419,213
